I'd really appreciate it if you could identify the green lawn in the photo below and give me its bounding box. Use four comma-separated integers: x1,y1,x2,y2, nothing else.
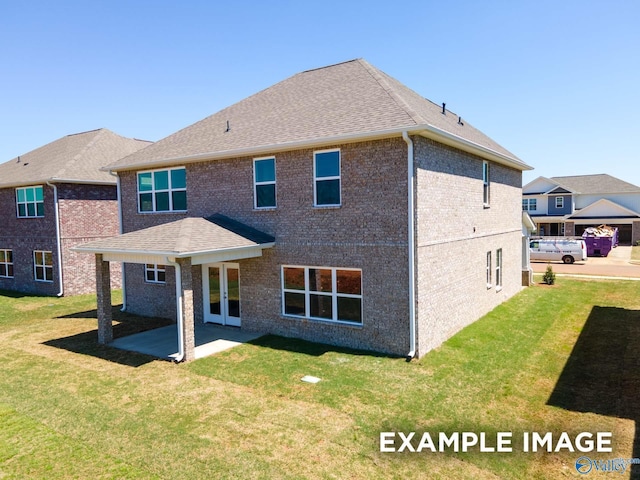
1,279,639,479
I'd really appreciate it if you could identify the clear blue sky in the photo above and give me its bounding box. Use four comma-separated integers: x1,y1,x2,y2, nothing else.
1,0,638,187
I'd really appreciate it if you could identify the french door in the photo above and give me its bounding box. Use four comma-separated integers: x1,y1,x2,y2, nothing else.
202,263,240,326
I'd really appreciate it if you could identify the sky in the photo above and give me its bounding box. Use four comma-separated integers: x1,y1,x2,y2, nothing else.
1,0,638,187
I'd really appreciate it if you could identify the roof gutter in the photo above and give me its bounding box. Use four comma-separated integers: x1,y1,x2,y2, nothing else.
46,182,64,297
104,125,533,174
164,257,184,363
402,131,416,361
109,171,127,312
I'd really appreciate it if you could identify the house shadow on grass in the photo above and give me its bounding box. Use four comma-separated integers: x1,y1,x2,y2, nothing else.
43,304,174,367
245,334,401,359
547,306,640,479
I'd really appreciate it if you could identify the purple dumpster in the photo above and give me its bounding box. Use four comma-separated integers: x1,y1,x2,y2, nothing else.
581,225,619,257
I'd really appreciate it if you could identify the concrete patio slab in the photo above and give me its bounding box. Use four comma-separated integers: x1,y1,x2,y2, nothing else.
111,322,262,360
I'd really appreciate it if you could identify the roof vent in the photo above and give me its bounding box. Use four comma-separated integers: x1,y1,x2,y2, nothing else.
225,120,230,133
458,116,464,126
441,103,446,115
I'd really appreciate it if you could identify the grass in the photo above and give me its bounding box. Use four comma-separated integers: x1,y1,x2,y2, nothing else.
1,279,639,479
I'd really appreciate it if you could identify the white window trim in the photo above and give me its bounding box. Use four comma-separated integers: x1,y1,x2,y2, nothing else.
144,264,166,284
253,156,277,210
0,249,13,278
486,251,492,289
313,149,341,207
496,248,503,291
555,196,564,209
137,167,187,213
281,265,362,325
16,185,45,218
33,250,53,283
482,161,490,207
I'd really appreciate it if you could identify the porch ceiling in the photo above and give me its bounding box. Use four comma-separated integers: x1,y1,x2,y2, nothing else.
73,214,275,264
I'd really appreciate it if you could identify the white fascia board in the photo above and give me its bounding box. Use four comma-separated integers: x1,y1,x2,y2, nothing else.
0,178,115,189
104,125,532,174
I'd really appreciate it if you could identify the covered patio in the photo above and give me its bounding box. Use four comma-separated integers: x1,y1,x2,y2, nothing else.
74,214,274,362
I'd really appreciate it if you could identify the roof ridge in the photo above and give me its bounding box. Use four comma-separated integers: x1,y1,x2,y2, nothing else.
53,128,106,179
301,58,360,74
358,59,422,126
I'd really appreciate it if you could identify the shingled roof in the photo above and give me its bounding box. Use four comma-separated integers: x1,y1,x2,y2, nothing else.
106,59,530,172
550,174,640,195
0,128,151,188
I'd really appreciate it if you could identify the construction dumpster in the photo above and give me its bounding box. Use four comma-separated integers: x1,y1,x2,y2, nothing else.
581,225,619,257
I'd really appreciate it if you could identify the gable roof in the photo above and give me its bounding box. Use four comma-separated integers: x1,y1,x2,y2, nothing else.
568,198,640,219
106,59,531,173
550,174,640,195
0,128,152,188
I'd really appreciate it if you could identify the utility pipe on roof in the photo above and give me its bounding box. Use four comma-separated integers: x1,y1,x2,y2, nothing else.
402,131,416,361
165,257,185,362
109,171,127,312
46,182,64,297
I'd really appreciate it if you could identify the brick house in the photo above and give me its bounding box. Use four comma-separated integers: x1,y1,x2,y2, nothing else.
0,129,151,295
523,174,640,245
77,59,532,360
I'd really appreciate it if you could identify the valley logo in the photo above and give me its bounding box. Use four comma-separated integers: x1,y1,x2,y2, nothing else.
575,456,640,475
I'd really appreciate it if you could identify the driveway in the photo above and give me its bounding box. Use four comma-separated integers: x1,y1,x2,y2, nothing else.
531,246,640,279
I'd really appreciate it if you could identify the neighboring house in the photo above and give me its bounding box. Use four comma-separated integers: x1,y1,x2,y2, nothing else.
523,174,640,245
76,59,532,361
0,129,151,296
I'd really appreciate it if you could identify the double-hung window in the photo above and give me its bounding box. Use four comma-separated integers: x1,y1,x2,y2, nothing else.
496,248,503,290
137,167,187,213
555,197,564,209
34,250,53,282
482,161,490,207
16,186,44,218
314,150,341,206
522,198,537,211
254,157,276,209
486,251,492,288
0,249,13,278
145,264,166,284
282,266,362,324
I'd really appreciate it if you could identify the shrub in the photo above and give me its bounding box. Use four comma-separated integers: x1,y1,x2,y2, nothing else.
543,264,556,285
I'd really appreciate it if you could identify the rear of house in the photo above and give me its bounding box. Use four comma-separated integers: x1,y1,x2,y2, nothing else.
78,59,532,360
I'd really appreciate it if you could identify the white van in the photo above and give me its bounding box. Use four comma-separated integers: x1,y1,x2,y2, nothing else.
529,238,587,264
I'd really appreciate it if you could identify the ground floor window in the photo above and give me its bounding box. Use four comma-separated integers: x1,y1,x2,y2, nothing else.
486,251,492,288
33,250,53,282
282,266,362,324
145,264,166,284
496,248,503,290
0,249,13,278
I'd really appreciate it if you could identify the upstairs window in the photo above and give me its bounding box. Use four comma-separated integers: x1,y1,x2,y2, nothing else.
137,167,187,213
314,150,341,206
34,250,53,282
254,157,276,209
522,198,537,211
16,186,44,218
0,249,13,278
145,264,166,284
482,161,490,207
555,197,564,209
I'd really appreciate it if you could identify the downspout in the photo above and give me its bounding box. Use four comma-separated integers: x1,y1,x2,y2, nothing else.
165,257,184,362
109,171,127,311
46,182,64,297
402,132,416,361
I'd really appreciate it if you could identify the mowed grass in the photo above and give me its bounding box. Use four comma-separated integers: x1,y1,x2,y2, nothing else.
1,279,639,479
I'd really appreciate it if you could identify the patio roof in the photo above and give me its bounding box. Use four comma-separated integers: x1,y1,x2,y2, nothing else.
74,214,275,264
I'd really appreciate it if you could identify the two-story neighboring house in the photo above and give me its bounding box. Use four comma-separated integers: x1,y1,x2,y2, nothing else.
0,129,151,296
523,174,640,245
77,59,532,361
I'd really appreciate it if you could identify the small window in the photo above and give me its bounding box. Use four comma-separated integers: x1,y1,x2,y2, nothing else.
496,248,503,290
16,186,44,218
555,197,564,209
137,167,187,213
145,264,166,284
34,250,53,282
486,251,492,288
522,199,537,211
282,265,362,324
254,157,276,209
314,150,341,206
0,249,14,278
482,161,490,207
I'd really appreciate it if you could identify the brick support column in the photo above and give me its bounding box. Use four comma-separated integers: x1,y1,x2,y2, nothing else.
95,254,113,344
178,258,196,362
564,222,575,237
632,221,640,246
